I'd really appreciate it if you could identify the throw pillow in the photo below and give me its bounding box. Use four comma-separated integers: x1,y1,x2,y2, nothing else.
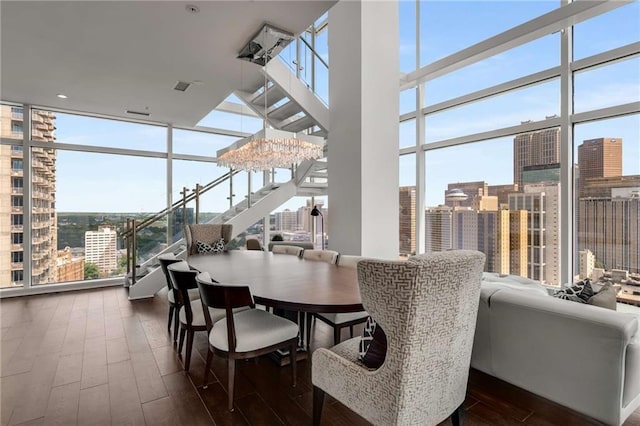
358,317,387,369
588,282,617,311
552,278,594,303
196,238,225,254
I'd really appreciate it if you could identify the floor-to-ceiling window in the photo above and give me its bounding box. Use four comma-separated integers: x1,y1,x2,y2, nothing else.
399,0,639,288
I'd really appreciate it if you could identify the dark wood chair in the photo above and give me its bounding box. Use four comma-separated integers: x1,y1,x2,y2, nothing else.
167,261,226,372
195,272,299,411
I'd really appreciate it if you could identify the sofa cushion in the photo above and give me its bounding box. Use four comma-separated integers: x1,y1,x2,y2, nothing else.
588,282,617,311
552,278,593,303
481,273,548,297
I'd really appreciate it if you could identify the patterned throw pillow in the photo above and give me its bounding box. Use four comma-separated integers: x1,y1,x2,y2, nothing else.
552,278,594,303
196,238,225,254
358,317,387,369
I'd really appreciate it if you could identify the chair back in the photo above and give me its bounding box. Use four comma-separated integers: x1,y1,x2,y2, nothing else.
355,250,485,424
246,239,263,251
303,249,339,264
272,245,304,257
337,255,371,269
168,261,199,325
158,253,181,292
184,224,233,255
196,273,255,351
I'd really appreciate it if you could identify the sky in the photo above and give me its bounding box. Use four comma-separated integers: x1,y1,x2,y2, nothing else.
48,0,639,213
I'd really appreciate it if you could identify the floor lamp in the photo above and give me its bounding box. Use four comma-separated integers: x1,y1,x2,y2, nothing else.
310,205,324,250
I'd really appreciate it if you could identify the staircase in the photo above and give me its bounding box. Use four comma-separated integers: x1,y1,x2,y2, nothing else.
127,56,330,300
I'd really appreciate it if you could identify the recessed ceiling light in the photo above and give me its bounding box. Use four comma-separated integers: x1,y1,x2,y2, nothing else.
185,4,199,13
56,93,68,99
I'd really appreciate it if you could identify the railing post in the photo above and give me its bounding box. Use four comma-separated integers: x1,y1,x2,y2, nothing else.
194,184,202,224
131,219,137,285
228,168,235,208
247,172,252,208
126,218,131,276
180,187,189,226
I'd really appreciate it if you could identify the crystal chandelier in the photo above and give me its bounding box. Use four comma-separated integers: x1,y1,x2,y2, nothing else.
216,24,324,172
216,128,324,172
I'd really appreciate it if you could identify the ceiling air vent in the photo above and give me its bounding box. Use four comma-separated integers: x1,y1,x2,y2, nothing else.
173,81,192,92
125,110,150,117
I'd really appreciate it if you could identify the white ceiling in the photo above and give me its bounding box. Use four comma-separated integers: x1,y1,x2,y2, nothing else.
1,1,335,127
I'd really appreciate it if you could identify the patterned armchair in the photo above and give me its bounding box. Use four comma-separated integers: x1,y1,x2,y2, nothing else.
183,224,232,256
312,250,486,426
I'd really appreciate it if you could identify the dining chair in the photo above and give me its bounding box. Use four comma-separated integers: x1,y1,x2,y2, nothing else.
302,249,339,264
271,245,304,257
184,223,233,256
158,253,200,343
312,250,486,426
312,255,371,346
167,261,230,371
196,272,300,412
245,238,263,251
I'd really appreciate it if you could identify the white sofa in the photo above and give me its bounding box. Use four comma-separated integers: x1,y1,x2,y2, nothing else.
472,274,640,425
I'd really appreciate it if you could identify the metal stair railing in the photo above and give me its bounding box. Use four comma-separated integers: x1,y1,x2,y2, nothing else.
122,169,240,285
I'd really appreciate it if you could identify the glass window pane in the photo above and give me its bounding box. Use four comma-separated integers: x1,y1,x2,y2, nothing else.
400,88,416,116
573,2,640,60
574,57,640,113
426,134,562,287
425,79,560,143
2,142,25,288
40,111,166,150
425,34,559,106
1,104,24,140
400,119,416,149
44,150,167,285
399,154,416,257
399,0,417,73
420,1,559,66
173,129,239,157
574,115,639,287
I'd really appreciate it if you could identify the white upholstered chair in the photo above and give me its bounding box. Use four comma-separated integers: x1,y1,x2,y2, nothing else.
271,245,304,257
313,255,371,346
302,249,339,264
196,272,299,411
312,250,486,426
184,223,232,256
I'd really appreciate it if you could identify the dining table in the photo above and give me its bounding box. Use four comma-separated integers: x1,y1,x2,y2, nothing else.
187,250,364,313
187,250,365,363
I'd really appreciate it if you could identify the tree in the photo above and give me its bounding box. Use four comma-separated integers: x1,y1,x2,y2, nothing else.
84,262,100,280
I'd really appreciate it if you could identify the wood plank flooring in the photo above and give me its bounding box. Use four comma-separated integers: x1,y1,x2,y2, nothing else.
1,286,638,426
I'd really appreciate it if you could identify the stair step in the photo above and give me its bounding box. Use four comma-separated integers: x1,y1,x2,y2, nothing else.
251,84,286,109
268,100,304,121
281,115,316,133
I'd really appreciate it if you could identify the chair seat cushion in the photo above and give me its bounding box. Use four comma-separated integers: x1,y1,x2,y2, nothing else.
179,299,228,327
168,288,200,304
318,311,369,325
209,309,299,353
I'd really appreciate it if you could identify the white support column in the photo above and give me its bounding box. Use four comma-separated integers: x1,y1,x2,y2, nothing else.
414,0,425,255
166,124,173,245
23,104,32,288
328,1,399,259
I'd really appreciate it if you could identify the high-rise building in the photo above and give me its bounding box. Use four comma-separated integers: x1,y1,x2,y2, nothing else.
399,186,416,255
513,127,560,187
477,210,510,274
1,105,57,287
275,209,298,232
508,184,560,285
580,175,640,198
579,249,595,280
425,205,452,253
473,195,498,212
509,210,528,277
444,181,487,208
85,226,118,275
452,208,478,251
522,163,561,185
488,184,519,208
578,138,622,198
579,192,640,274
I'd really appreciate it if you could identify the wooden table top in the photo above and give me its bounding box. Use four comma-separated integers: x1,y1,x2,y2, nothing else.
188,251,363,313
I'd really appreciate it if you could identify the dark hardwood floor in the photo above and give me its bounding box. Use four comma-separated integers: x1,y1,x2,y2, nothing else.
1,286,638,426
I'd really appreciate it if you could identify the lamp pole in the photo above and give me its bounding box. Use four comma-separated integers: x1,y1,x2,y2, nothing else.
310,205,324,250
